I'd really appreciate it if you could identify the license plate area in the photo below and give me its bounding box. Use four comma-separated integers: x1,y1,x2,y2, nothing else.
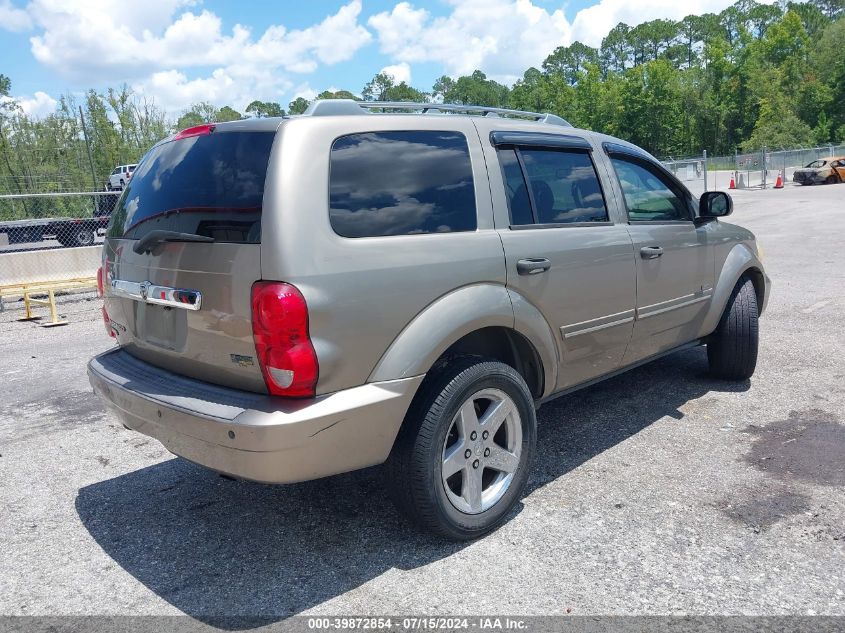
134,302,188,351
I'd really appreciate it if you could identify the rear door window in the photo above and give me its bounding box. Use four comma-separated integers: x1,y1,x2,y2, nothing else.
498,148,609,225
108,130,275,243
329,131,477,237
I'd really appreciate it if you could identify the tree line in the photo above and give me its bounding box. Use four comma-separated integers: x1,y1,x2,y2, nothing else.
1,0,843,194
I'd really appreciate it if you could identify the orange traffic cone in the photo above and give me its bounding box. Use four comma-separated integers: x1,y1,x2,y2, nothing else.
729,173,736,189
774,171,783,189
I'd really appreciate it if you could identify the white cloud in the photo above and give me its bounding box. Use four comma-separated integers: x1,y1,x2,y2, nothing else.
0,0,32,32
0,91,58,118
570,0,765,47
27,0,370,79
381,62,412,84
291,83,318,102
19,0,371,113
370,0,775,83
369,0,571,84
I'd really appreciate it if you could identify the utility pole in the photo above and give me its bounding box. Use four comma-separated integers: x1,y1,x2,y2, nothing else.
79,106,98,191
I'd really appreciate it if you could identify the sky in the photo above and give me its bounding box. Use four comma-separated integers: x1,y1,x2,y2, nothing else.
0,0,753,118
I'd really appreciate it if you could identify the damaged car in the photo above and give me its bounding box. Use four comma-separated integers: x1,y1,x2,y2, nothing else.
792,157,845,185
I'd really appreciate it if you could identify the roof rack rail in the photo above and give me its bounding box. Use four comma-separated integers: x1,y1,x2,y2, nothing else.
302,99,573,127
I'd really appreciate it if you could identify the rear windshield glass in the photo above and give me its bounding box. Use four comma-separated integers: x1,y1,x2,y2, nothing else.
108,131,275,243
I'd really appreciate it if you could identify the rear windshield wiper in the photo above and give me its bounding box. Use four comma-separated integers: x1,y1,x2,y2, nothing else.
133,230,214,254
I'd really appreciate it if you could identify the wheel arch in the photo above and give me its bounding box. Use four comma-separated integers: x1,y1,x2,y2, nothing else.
368,283,557,400
702,243,768,335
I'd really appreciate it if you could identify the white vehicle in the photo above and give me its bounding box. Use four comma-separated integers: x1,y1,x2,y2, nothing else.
106,164,137,191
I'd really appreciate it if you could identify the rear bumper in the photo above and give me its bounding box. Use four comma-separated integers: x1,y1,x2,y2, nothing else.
88,349,423,483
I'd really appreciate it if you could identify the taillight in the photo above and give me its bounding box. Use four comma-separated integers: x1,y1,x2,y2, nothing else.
251,281,318,398
175,124,215,140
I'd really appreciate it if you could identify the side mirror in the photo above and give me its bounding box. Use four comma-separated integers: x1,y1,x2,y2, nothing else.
699,191,733,219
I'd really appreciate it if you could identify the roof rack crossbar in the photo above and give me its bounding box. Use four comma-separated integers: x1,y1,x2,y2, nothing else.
302,99,572,127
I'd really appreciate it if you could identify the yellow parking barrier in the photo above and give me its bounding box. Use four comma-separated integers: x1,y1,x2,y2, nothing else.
0,277,97,327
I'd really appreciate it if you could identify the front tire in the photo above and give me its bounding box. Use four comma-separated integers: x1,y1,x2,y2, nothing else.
707,277,759,380
387,357,536,540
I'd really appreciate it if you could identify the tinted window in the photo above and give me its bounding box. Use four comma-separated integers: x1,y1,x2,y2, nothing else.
518,149,609,224
108,131,275,243
498,149,533,225
610,157,691,222
329,131,476,237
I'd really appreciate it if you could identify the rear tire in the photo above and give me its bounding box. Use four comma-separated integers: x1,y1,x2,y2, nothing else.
825,174,840,185
707,277,759,380
386,357,536,540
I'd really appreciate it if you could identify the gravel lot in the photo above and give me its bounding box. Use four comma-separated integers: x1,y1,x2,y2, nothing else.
1,183,843,622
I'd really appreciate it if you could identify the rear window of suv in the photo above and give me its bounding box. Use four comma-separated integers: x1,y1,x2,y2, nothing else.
329,131,477,237
108,131,275,243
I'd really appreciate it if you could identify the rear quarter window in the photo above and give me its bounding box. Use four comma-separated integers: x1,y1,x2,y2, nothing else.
329,131,477,237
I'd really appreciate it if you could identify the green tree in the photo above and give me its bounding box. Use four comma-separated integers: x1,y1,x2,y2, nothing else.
788,1,832,36
601,23,631,72
0,74,15,116
749,3,783,36
617,59,683,154
287,97,310,115
362,72,396,101
215,106,242,122
677,15,704,68
245,100,285,117
435,70,509,107
432,75,456,100
316,90,358,100
812,14,845,136
744,94,815,149
542,42,600,84
174,111,205,130
812,0,844,19
509,68,555,112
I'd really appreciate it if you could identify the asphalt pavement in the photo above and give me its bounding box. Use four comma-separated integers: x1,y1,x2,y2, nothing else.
1,183,843,622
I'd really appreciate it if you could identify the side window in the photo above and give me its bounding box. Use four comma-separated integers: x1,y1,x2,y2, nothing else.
498,148,609,225
610,156,691,222
329,131,477,238
111,168,120,175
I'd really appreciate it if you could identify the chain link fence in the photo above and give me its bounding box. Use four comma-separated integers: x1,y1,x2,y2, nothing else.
663,144,845,196
0,191,119,314
0,143,147,195
0,191,118,251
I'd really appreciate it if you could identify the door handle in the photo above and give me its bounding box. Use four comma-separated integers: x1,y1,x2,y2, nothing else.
517,258,551,275
640,246,664,259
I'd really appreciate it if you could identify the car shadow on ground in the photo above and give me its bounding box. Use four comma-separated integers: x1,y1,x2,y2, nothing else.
76,346,749,628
